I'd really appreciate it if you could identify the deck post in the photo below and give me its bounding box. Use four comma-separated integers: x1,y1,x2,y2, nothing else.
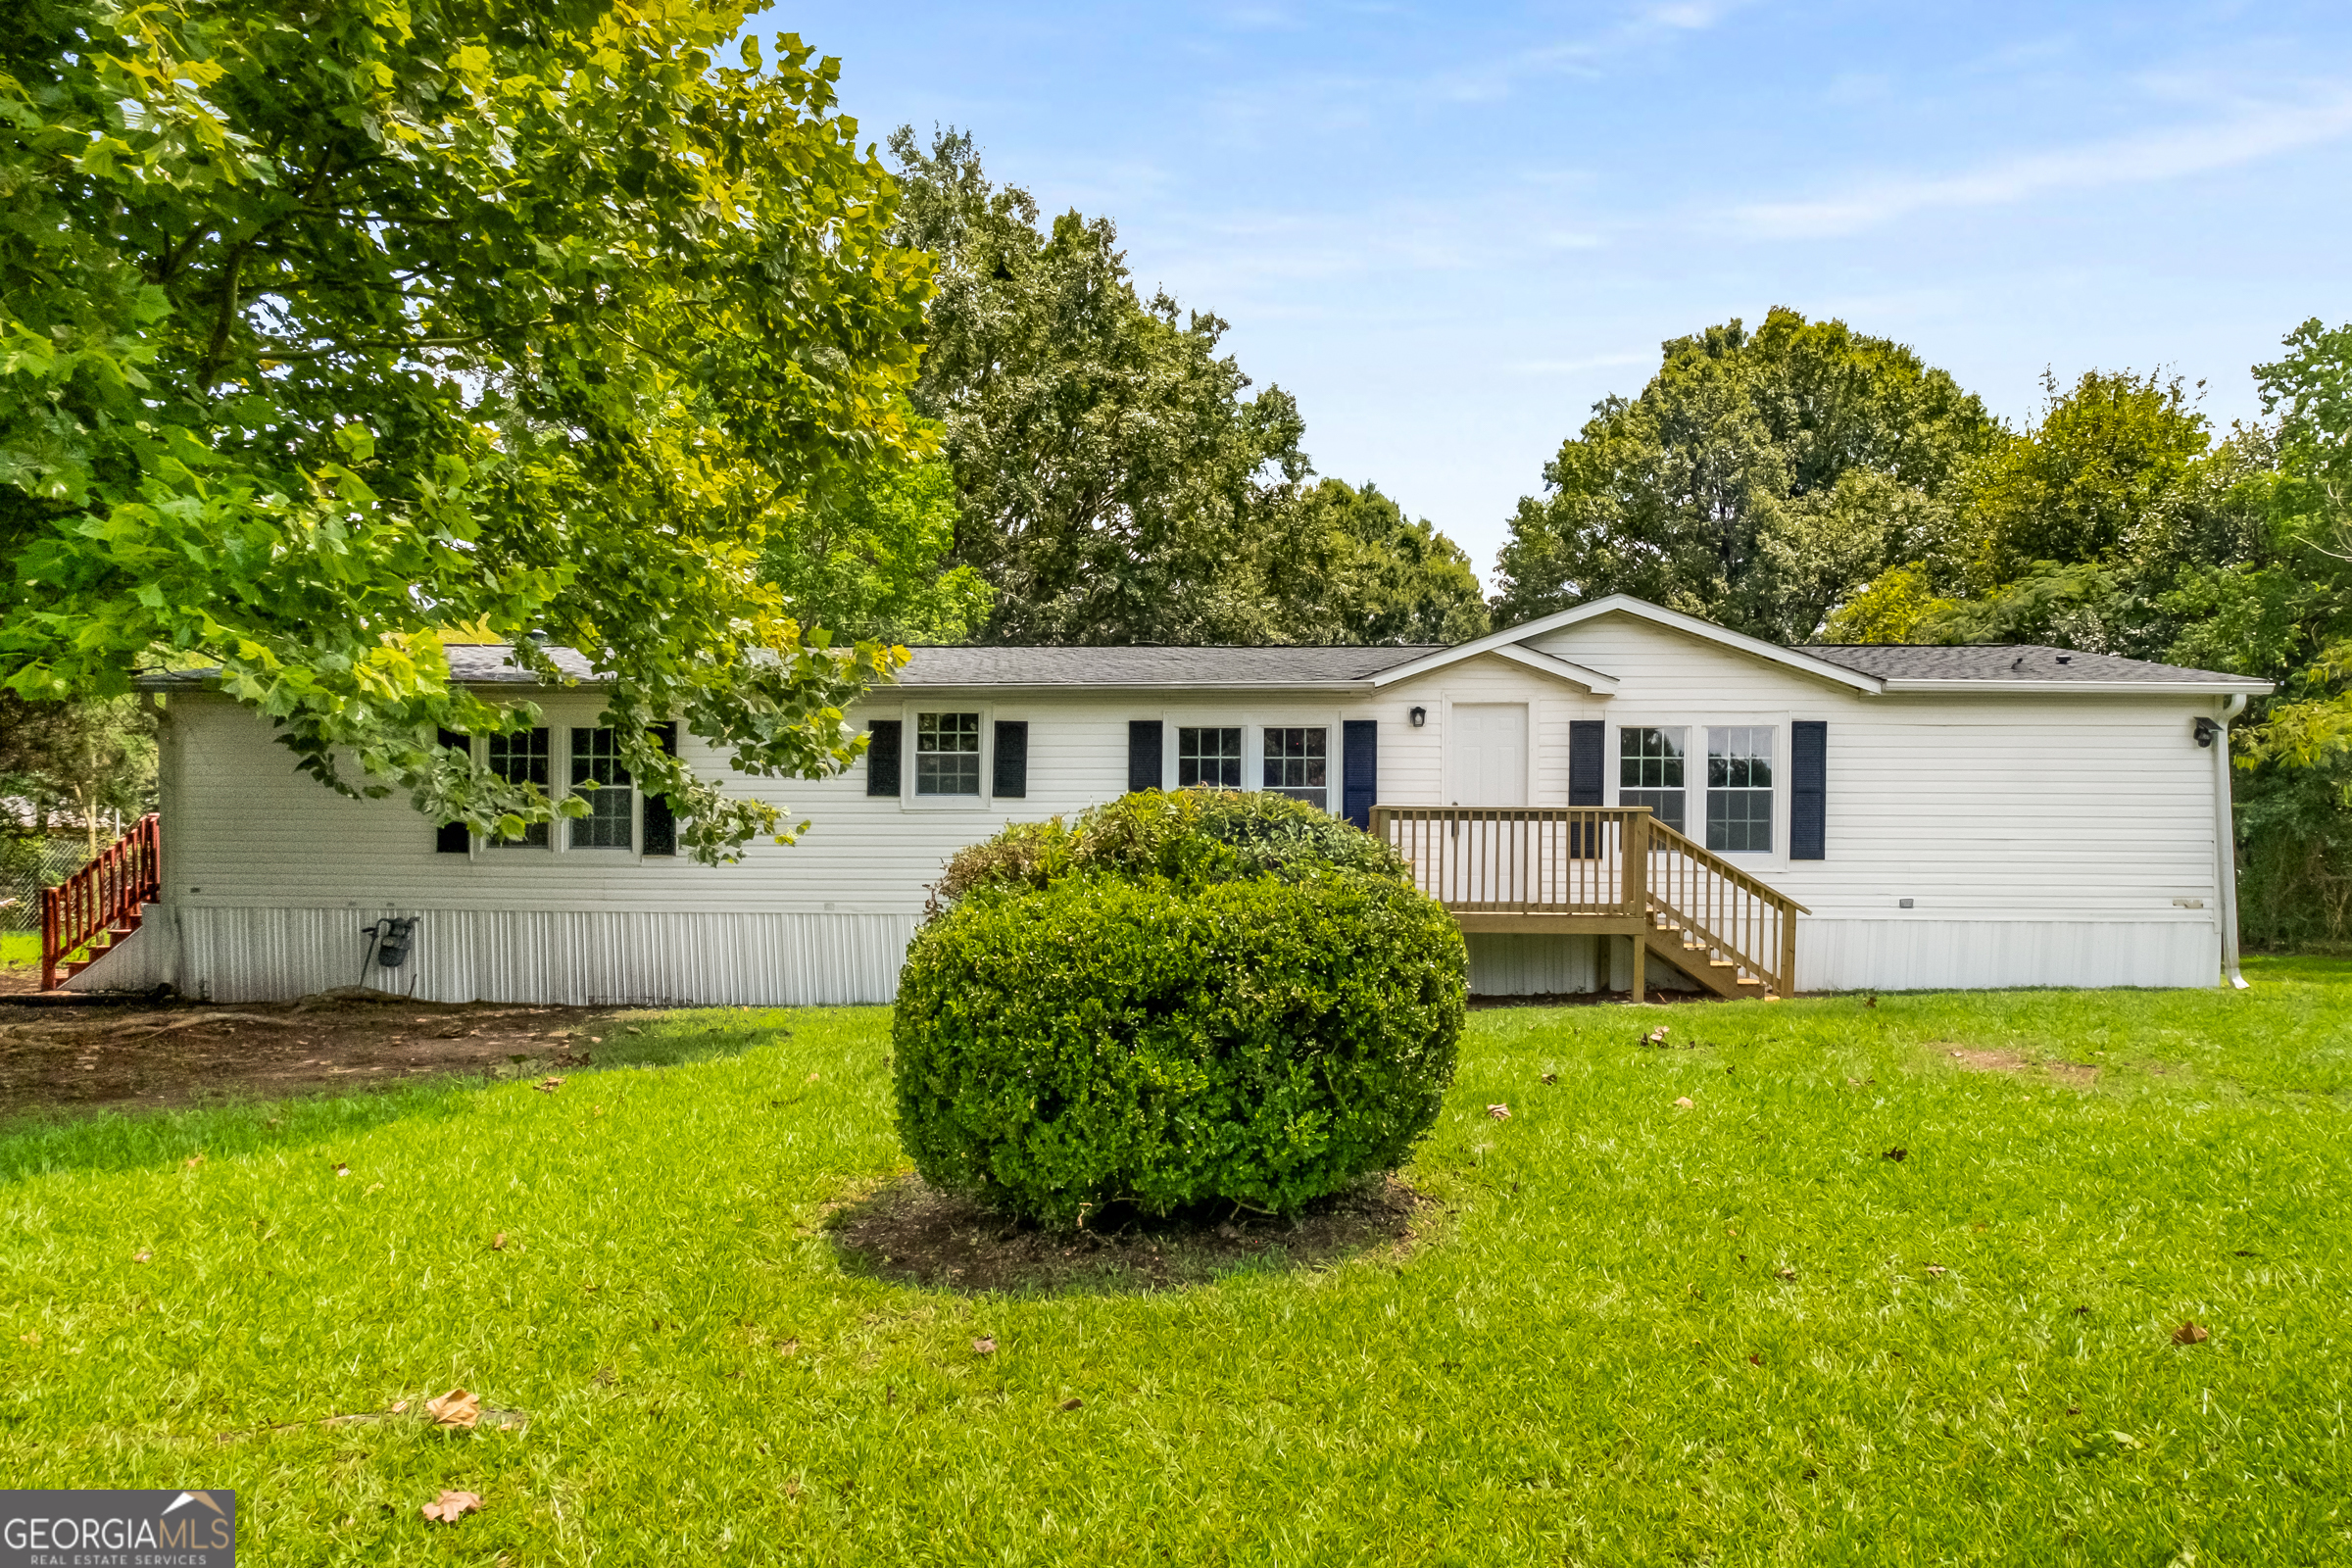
1778,904,1797,999
1624,809,1649,1003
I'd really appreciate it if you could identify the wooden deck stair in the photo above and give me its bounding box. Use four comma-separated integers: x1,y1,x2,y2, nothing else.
1369,805,1805,1000
41,813,163,991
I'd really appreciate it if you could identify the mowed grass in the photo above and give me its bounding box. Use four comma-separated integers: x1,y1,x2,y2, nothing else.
3,961,2349,1565
0,930,35,969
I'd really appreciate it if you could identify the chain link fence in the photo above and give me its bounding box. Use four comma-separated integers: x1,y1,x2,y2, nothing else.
0,836,94,932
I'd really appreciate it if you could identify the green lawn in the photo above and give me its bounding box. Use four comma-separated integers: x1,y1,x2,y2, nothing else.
0,930,35,969
3,961,2349,1565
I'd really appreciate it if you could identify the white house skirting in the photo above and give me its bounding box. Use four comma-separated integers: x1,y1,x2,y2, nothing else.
143,906,922,1006
1797,918,2219,992
74,906,2223,1005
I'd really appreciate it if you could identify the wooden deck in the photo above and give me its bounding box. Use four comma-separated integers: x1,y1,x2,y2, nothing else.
1368,805,1806,999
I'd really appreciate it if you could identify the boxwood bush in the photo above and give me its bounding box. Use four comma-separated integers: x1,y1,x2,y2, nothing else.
894,790,1466,1227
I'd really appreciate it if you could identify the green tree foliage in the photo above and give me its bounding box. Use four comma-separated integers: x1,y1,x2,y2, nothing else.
1,0,933,859
887,129,1486,648
0,691,153,856
888,127,1307,644
896,791,1464,1227
1494,308,1997,641
760,416,991,645
1269,479,1491,645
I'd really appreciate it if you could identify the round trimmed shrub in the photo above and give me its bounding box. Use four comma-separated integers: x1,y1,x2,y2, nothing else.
893,791,1466,1226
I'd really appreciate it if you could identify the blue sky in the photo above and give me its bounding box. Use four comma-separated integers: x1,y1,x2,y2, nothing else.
771,2,2352,584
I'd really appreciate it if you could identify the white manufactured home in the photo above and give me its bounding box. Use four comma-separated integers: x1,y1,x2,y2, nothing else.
69,595,2269,1004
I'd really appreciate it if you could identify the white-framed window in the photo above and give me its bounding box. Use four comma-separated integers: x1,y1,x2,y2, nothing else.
1179,726,1244,788
914,711,984,797
485,727,552,849
1262,726,1329,809
1619,725,1687,834
1705,725,1774,853
569,726,634,850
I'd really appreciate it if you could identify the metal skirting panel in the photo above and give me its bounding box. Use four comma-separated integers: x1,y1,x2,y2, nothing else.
175,906,922,1005
61,905,178,993
1465,932,1605,997
1798,919,2221,993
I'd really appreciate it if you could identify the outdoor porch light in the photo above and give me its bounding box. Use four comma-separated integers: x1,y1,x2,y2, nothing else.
1409,706,1427,727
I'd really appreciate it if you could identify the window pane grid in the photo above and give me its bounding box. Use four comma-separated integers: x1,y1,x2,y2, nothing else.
1178,727,1243,788
570,727,634,850
1263,727,1328,808
1619,727,1686,833
915,711,982,797
1705,725,1774,853
486,728,551,849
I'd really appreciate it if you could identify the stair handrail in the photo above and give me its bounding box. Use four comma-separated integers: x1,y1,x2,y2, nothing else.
40,812,162,991
1643,817,1807,996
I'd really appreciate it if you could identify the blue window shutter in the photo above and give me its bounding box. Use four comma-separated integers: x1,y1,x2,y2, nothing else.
434,728,470,853
1568,720,1604,806
993,720,1028,799
1128,720,1162,793
865,719,902,797
1790,720,1826,859
643,722,678,857
1567,719,1605,858
1342,719,1377,828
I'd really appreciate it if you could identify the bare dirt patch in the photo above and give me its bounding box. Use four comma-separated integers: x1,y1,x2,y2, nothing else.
827,1173,1432,1295
1937,1045,2100,1088
0,989,660,1123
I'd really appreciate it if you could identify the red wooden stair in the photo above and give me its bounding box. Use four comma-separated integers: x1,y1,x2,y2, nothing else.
41,813,162,991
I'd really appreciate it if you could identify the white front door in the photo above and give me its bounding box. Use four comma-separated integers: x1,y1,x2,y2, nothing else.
1447,704,1528,806
1442,705,1529,906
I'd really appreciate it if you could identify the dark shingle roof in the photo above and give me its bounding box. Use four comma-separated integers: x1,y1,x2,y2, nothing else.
895,644,1443,688
138,643,602,690
1799,644,2250,685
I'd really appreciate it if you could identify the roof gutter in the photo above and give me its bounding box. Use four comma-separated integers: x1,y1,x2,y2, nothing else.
1877,679,2277,697
2214,693,2250,991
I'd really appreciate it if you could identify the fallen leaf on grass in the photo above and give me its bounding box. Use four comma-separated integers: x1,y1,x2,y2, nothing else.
424,1389,480,1429
806,1071,820,1083
779,1339,800,1356
2173,1321,2210,1346
971,1337,997,1355
534,1076,564,1093
1673,1097,1694,1109
1541,1071,1557,1085
389,1399,410,1414
1486,1103,1511,1121
420,1490,481,1524
333,1163,349,1177
1925,1264,1947,1277
490,1233,506,1251
1747,1353,1763,1366
1058,1396,1084,1411
131,1250,150,1264
184,1154,205,1169
1776,1267,1797,1281
19,1332,38,1345
1882,1148,1908,1162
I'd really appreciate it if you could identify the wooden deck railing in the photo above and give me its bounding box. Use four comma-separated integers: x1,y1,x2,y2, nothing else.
1367,805,1806,998
1643,818,1805,998
41,812,162,991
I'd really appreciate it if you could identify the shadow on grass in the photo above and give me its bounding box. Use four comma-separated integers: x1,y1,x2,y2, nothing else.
825,1172,1434,1298
0,1007,794,1182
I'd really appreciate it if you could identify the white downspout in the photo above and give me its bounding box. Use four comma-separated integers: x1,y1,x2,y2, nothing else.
2214,693,2248,990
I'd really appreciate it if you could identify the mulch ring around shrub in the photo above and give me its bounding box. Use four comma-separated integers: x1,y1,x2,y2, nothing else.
825,1172,1434,1295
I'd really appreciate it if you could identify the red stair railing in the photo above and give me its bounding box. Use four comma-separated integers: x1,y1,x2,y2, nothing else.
40,813,162,991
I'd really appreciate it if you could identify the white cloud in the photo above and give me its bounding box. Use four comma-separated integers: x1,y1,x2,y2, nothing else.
1737,90,2352,239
